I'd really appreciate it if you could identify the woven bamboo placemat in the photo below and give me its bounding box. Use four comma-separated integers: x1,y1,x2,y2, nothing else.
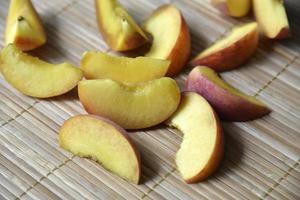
0,0,299,199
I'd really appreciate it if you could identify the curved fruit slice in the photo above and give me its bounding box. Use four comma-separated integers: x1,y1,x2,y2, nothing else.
142,5,191,76
81,51,170,83
186,66,270,121
78,77,180,129
59,115,141,184
253,0,290,39
0,45,82,98
95,0,148,51
5,0,46,51
211,0,251,17
166,92,224,183
191,22,258,72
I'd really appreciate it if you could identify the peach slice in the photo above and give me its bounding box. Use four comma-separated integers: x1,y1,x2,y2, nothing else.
78,77,180,129
142,5,191,76
0,45,82,98
191,22,258,72
5,0,46,51
80,51,170,83
166,92,223,183
253,0,290,39
211,0,251,17
186,66,270,121
95,0,148,51
59,115,141,184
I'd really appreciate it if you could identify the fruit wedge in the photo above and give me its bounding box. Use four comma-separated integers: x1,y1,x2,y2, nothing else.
0,45,82,98
78,77,180,129
211,0,251,17
5,0,46,51
191,22,258,71
142,5,191,76
95,0,148,51
166,92,224,183
186,66,270,121
80,51,170,83
253,0,290,39
59,115,141,184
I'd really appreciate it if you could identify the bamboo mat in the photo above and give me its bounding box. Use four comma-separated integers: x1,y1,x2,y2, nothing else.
0,0,299,199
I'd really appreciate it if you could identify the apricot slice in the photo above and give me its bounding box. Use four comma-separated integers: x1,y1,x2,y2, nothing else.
191,22,258,71
81,51,169,83
5,0,46,51
78,77,181,129
59,115,141,184
186,66,270,121
95,0,148,51
0,45,82,98
142,5,191,76
166,92,223,183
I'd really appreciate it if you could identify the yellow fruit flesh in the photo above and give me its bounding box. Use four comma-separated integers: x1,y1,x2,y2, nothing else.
143,5,181,58
5,0,46,50
0,45,82,98
78,78,180,129
253,0,289,38
59,115,140,184
167,93,218,180
196,22,257,59
81,51,170,83
195,67,266,106
227,0,250,17
96,0,148,50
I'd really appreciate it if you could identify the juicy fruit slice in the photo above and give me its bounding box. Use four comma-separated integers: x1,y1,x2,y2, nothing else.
253,0,290,39
191,22,258,71
166,92,223,183
186,66,270,121
78,77,181,129
142,5,191,76
95,0,148,51
80,51,170,83
59,115,141,184
211,0,251,17
5,0,46,51
0,45,82,98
